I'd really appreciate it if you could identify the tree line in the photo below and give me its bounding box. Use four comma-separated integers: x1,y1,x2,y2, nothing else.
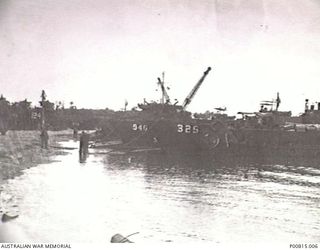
0,93,115,133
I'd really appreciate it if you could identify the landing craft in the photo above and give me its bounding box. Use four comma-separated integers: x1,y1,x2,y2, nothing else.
99,67,236,153
226,93,320,159
98,75,320,159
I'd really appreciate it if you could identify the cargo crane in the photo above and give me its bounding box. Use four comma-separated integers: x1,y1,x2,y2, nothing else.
182,67,211,110
260,92,281,112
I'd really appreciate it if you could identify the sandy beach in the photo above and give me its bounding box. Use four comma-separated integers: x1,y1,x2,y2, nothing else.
0,130,78,242
0,130,74,185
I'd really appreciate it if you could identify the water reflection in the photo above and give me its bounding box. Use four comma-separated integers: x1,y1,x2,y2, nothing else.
79,151,88,163
104,149,320,242
105,149,320,188
0,140,319,243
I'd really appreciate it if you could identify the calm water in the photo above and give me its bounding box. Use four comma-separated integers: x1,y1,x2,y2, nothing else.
0,140,319,243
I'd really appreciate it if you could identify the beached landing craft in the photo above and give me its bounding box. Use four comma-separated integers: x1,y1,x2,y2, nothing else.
222,94,320,160
102,67,237,153
98,67,320,160
112,92,320,161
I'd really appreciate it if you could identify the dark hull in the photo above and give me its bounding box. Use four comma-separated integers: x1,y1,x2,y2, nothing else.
107,142,320,171
108,117,320,159
109,118,223,153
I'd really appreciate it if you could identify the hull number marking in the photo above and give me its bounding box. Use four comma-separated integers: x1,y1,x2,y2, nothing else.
132,124,148,131
177,124,199,134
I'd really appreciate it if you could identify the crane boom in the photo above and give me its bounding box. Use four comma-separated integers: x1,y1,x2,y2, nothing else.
157,76,170,104
182,67,211,110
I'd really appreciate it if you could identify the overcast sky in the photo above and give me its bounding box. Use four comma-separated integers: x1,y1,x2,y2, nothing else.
1,0,320,115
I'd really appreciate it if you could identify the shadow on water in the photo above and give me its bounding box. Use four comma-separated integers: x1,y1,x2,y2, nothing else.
101,148,320,243
104,149,320,188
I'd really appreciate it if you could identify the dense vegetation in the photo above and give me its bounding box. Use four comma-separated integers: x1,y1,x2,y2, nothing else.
0,94,115,132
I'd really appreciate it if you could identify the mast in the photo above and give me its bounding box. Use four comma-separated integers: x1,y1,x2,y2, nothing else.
182,67,211,110
124,99,128,111
157,72,170,104
260,92,281,112
275,92,281,111
40,90,46,129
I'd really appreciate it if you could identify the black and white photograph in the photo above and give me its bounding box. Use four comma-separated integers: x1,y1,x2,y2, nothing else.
0,0,319,249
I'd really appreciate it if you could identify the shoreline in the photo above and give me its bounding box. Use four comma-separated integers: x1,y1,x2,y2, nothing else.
0,130,75,186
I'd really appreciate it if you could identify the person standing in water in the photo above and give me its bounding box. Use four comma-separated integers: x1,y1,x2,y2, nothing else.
79,131,89,161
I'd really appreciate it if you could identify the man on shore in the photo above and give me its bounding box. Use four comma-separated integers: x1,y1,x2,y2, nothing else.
40,128,49,149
